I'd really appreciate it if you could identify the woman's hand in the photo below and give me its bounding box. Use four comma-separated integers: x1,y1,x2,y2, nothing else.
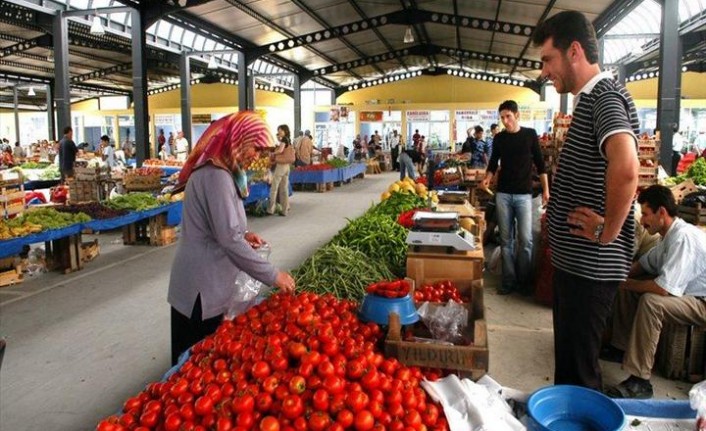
244,231,266,248
274,271,296,293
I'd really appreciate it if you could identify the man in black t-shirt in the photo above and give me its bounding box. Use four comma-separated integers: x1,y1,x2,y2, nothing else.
58,126,77,182
481,100,549,296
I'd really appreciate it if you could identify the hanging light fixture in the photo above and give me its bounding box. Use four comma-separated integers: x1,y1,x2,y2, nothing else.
90,15,105,36
403,26,414,44
207,56,218,69
27,86,36,96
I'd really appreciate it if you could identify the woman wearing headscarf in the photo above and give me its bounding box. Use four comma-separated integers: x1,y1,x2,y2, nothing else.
267,124,295,216
168,111,296,365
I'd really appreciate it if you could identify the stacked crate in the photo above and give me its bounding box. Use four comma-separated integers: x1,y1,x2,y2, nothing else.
637,137,661,189
0,178,25,219
70,165,111,202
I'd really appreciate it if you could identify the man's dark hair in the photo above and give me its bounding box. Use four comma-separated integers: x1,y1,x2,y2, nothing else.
637,185,678,217
100,135,110,142
532,11,600,65
498,100,519,114
490,123,498,131
63,126,72,135
474,125,484,134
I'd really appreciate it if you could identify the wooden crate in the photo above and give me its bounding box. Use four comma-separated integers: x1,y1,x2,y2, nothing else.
406,243,484,287
0,267,23,287
1,183,25,219
385,281,488,379
124,173,162,191
74,166,110,181
678,203,706,226
69,180,108,203
670,179,698,204
44,234,83,274
123,214,176,246
656,322,706,382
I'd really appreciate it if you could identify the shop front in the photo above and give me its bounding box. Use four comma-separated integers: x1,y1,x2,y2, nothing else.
406,110,451,151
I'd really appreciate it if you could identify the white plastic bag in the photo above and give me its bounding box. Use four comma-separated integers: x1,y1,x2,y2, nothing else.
224,244,273,320
690,380,706,430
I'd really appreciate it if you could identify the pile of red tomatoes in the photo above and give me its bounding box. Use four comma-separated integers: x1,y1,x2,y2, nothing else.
413,281,466,304
97,292,448,431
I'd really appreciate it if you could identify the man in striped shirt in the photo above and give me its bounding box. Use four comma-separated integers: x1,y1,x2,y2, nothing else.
533,11,640,390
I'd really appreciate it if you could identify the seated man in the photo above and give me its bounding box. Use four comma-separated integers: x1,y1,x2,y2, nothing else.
605,185,706,399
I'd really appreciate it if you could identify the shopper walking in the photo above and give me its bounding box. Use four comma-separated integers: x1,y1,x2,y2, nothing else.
399,147,416,180
268,125,295,216
533,10,640,390
175,131,190,162
481,100,549,296
168,111,295,365
58,126,77,182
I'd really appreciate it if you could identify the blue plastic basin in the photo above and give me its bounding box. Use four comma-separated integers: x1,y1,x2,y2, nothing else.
527,385,626,431
358,294,419,325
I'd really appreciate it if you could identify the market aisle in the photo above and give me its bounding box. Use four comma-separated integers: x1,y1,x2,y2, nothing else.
0,172,395,431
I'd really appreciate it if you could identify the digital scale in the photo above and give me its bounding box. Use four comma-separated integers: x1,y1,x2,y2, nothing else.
436,190,469,204
406,211,476,252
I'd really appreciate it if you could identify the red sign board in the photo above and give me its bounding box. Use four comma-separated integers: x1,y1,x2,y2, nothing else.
359,111,383,122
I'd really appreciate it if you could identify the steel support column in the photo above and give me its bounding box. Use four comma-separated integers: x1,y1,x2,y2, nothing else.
54,12,71,136
13,87,20,144
180,53,192,146
237,51,249,111
656,0,682,175
598,37,605,68
293,74,301,136
540,84,547,102
330,89,336,106
46,83,55,140
131,7,149,165
616,65,626,84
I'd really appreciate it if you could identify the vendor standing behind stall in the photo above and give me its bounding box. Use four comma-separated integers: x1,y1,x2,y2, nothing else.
168,111,296,365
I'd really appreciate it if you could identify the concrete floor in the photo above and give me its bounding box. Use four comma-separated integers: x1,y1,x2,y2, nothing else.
0,171,691,431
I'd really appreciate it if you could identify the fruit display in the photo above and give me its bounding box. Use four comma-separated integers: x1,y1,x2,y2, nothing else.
144,159,184,167
293,244,395,301
365,279,411,298
413,280,467,303
107,193,162,211
131,167,165,177
0,208,91,239
372,192,428,220
56,202,129,219
380,178,437,203
96,292,449,431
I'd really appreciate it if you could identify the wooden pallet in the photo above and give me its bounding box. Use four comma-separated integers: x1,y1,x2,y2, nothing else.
123,214,176,246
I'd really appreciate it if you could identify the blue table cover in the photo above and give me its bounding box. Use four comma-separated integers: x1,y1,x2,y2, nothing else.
0,224,84,258
289,163,367,185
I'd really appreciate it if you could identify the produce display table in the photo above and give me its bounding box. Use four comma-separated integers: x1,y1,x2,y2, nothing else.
289,164,367,192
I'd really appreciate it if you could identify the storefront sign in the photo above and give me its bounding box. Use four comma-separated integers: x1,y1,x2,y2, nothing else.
456,110,479,121
406,110,430,122
192,114,212,124
359,111,383,122
155,114,174,126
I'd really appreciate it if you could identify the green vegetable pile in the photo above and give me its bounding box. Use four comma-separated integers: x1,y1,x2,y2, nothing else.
39,165,60,180
106,192,161,211
685,158,706,185
327,158,349,168
368,191,427,220
20,161,51,169
330,213,408,277
8,208,90,230
292,244,394,301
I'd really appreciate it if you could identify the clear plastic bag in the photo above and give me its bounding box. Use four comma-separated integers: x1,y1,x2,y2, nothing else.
690,380,706,430
224,244,273,320
417,300,469,344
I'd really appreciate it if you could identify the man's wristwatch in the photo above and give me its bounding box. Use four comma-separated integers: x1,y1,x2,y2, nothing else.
594,223,605,244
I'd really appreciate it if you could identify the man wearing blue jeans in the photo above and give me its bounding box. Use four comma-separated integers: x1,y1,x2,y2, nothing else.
481,100,549,295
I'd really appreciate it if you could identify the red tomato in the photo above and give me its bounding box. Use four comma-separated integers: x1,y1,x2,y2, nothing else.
260,416,280,431
308,412,331,431
237,411,255,429
354,411,374,431
288,375,307,394
255,393,273,412
262,376,279,394
312,389,330,411
281,395,304,419
164,413,183,431
336,410,354,428
195,396,215,416
139,411,159,428
252,361,271,380
233,394,255,413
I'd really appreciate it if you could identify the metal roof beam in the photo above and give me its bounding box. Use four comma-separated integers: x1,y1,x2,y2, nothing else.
257,8,535,57
0,34,52,59
593,0,643,38
509,0,556,77
604,33,660,40
71,62,132,83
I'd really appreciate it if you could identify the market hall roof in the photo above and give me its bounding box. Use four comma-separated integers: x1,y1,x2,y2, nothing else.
0,0,704,109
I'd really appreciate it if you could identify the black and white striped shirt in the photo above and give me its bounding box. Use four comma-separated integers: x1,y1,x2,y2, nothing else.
548,72,639,281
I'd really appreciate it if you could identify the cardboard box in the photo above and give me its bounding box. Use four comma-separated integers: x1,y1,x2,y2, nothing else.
406,244,484,287
385,280,488,379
